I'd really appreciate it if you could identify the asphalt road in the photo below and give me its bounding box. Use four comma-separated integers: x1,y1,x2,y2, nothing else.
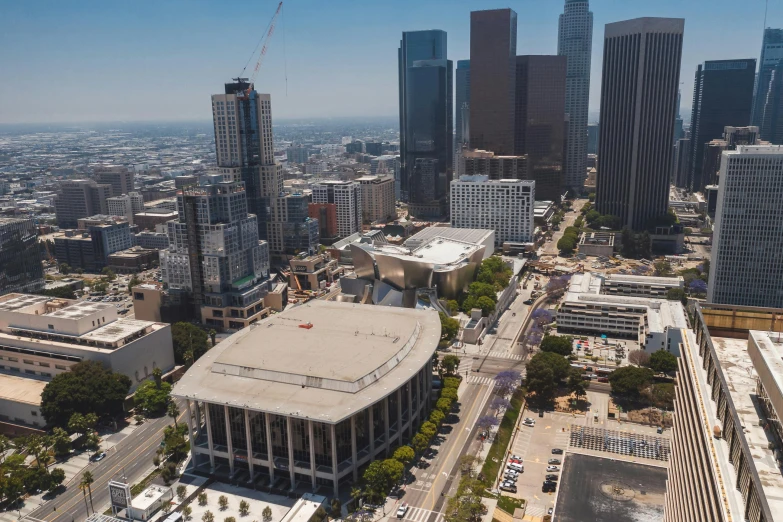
29,405,185,522
541,200,587,257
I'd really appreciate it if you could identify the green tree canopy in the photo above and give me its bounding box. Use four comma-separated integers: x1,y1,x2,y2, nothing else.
134,379,172,415
441,355,460,375
439,312,459,342
392,445,414,464
171,322,209,364
649,350,678,374
666,287,687,305
467,282,497,301
163,424,190,461
540,335,573,356
608,366,654,397
525,351,569,405
41,361,131,427
476,296,496,317
567,368,587,401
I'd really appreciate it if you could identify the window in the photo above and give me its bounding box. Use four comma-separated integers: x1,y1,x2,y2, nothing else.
48,324,54,329
23,359,33,365
31,411,37,417
55,365,67,371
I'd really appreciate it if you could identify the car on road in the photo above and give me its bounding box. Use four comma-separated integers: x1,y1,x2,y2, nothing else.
545,474,559,481
551,448,563,454
523,299,534,305
546,466,559,472
92,451,106,462
597,377,609,383
548,458,561,465
396,504,409,519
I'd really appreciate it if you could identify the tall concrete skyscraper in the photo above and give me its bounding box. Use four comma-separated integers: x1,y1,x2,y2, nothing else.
558,0,593,190
398,30,451,215
470,8,517,156
595,18,684,230
455,60,470,149
751,28,783,129
688,59,755,193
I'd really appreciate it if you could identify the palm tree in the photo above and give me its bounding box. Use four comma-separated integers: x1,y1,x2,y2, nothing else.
184,350,194,368
79,483,90,515
81,471,95,512
167,401,180,428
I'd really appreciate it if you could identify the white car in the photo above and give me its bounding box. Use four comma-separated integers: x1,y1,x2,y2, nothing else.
546,466,559,472
523,419,536,427
509,454,523,461
396,504,409,519
507,463,523,472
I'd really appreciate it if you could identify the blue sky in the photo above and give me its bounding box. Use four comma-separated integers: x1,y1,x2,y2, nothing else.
1,0,781,123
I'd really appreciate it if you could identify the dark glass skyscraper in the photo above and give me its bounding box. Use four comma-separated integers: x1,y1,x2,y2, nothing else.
399,30,452,217
688,59,755,193
761,61,783,143
0,218,44,296
596,18,684,231
515,55,567,201
455,60,470,149
470,9,517,155
751,28,783,129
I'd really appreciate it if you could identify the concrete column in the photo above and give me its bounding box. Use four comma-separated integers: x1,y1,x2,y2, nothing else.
194,401,202,437
204,403,215,470
350,416,358,482
244,410,254,482
265,413,275,485
224,405,234,476
286,417,295,490
185,400,194,437
330,424,339,498
369,406,375,457
396,388,403,445
426,362,433,414
407,383,414,439
383,396,390,454
308,420,317,490
413,373,420,423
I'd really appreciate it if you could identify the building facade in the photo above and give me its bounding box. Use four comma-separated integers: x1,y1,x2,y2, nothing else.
514,55,567,201
760,60,783,144
587,123,599,155
673,138,691,188
457,149,527,180
688,59,756,193
558,0,593,189
357,176,396,224
455,60,470,149
470,9,517,156
751,28,783,129
107,194,134,225
450,176,534,246
94,165,135,196
172,302,439,496
311,181,362,239
0,218,44,296
708,145,783,308
54,180,112,229
595,18,684,230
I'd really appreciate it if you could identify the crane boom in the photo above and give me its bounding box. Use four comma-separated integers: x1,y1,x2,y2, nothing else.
239,1,283,97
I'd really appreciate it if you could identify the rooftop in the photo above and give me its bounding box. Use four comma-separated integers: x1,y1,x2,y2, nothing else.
403,227,494,250
358,237,483,268
131,485,170,511
173,301,440,423
0,373,47,406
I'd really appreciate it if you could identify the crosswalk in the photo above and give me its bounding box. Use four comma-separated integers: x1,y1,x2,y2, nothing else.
487,348,523,360
456,358,473,375
524,504,548,517
467,375,495,386
400,506,445,522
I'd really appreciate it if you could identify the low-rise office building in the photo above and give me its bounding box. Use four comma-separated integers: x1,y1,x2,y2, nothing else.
107,247,158,274
0,293,174,428
288,253,342,291
577,232,615,258
602,273,683,298
172,301,439,496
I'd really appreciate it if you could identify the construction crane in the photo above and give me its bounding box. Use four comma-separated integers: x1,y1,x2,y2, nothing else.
237,1,283,98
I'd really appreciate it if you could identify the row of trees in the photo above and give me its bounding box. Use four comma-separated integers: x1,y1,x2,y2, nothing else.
525,351,586,407
556,226,581,254
447,257,513,317
0,435,67,503
193,492,274,522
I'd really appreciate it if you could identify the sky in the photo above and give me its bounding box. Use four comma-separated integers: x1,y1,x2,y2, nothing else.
2,0,783,124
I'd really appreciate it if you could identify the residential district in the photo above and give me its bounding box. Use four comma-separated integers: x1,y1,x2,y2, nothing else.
0,2,781,522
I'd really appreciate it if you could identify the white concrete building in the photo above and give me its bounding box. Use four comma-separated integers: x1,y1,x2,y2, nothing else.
129,192,145,215
450,175,534,247
356,175,395,224
107,194,134,225
708,145,783,308
0,294,174,428
457,148,527,179
312,180,362,238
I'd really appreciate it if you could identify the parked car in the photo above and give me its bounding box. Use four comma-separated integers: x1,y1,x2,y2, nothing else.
509,454,523,461
396,504,409,519
503,473,518,482
548,458,561,465
551,448,563,454
508,458,523,465
507,463,523,472
523,299,534,305
542,482,556,493
500,483,517,493
545,474,559,481
546,466,559,472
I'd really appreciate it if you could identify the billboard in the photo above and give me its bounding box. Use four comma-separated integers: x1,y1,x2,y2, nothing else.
108,480,131,510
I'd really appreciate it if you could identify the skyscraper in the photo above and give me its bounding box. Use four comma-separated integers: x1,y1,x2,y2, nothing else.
751,28,783,129
514,55,567,201
455,60,471,149
54,179,112,229
708,145,783,308
94,165,135,196
398,30,447,205
470,9,517,156
760,61,783,143
595,18,684,230
688,59,756,193
0,218,44,296
311,180,362,239
558,0,593,190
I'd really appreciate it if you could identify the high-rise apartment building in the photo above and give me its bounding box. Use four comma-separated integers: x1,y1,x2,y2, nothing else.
751,28,783,129
161,176,270,328
54,179,112,229
558,0,593,190
0,218,44,296
455,60,470,148
515,55,567,201
698,126,760,188
398,30,448,205
107,194,134,225
450,176,534,246
470,9,517,156
311,181,362,239
399,31,452,216
595,18,684,230
212,80,317,257
94,165,135,196
688,59,756,193
357,175,396,224
457,149,527,180
270,194,320,255
708,145,783,308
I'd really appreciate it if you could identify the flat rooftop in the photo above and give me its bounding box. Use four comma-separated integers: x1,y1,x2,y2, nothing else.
605,273,683,286
173,301,440,424
403,227,493,249
81,319,153,343
0,373,47,406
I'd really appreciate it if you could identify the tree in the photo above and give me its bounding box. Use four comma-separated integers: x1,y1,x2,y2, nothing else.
198,492,208,506
393,445,414,464
567,369,587,402
183,506,193,521
262,506,273,522
59,263,71,275
177,485,187,501
239,500,251,516
128,275,141,295
651,383,675,409
556,236,576,253
531,309,554,328
218,495,229,510
439,312,459,342
48,468,66,492
51,427,72,457
203,511,215,522
540,335,573,356
546,275,571,293
467,282,497,301
67,412,97,437
654,260,673,277
171,323,210,365
608,366,654,397
419,421,437,440
461,295,477,314
362,459,403,502
134,379,172,415
489,396,510,414
330,498,342,519
101,267,117,281
475,296,496,317
309,507,328,522
476,416,499,431
494,370,521,396
441,355,460,375
81,471,95,512
689,279,707,295
161,461,178,484
526,352,570,405
412,433,429,453
628,350,651,367
168,401,180,428
163,424,190,461
41,361,132,427
666,287,687,305
649,350,677,374
446,300,460,316
209,329,218,347
429,409,445,425
436,397,452,414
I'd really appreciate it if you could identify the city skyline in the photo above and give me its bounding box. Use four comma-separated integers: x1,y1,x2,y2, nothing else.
2,0,782,124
